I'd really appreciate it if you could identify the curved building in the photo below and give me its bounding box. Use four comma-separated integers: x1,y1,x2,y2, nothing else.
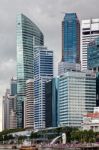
17,14,44,128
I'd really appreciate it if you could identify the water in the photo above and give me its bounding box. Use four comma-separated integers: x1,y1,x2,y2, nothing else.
0,146,80,150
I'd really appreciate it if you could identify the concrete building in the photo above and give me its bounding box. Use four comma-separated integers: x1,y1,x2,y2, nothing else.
81,19,99,71
9,110,17,129
58,61,81,76
58,70,96,127
8,95,17,129
16,14,44,128
24,79,34,129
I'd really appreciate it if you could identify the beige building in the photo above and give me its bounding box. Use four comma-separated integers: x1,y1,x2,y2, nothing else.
9,110,17,129
24,79,34,129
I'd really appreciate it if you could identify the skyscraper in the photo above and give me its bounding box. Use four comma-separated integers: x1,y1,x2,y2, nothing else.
10,77,17,96
24,79,34,129
58,71,96,127
33,46,53,129
87,38,99,106
45,78,58,128
2,89,17,129
81,19,99,70
17,14,44,128
87,38,99,71
62,13,80,63
2,89,10,130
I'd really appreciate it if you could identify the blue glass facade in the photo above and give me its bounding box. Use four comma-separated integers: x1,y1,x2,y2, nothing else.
45,78,58,128
87,38,99,70
34,47,53,78
87,38,99,106
62,13,80,63
17,14,44,128
10,78,17,96
33,46,53,129
52,78,58,127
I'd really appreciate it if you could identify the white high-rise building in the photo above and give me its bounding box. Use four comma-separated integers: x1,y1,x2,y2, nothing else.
81,19,99,71
58,71,96,127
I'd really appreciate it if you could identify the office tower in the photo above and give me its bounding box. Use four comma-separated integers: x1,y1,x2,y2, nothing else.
8,95,17,129
57,71,96,127
2,89,17,129
9,110,17,129
2,89,10,130
10,77,17,96
24,79,34,129
87,38,99,106
87,38,99,71
58,61,80,76
81,19,99,71
16,14,44,128
62,13,80,63
33,46,53,129
45,78,58,128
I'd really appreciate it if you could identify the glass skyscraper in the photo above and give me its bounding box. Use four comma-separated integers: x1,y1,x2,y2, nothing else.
45,78,58,128
10,78,17,96
33,46,53,129
87,38,99,70
62,13,80,63
17,14,44,128
87,38,99,106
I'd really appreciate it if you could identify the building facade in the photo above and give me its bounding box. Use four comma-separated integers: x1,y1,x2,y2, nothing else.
24,79,34,129
81,19,99,70
2,90,17,129
58,61,81,76
45,78,58,128
87,38,99,106
57,71,96,127
87,38,99,71
2,89,10,130
62,13,80,63
33,46,53,129
16,14,44,128
81,107,99,132
10,78,17,96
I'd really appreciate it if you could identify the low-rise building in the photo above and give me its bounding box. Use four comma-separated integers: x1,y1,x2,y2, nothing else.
81,107,99,132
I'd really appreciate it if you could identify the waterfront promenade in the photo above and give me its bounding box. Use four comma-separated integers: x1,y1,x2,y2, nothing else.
0,143,99,150
40,143,99,150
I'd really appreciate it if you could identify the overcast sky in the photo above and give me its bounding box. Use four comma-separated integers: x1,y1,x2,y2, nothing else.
0,0,99,131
